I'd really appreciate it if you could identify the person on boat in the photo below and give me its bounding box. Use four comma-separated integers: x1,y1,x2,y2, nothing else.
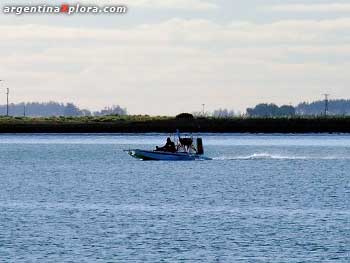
156,137,176,153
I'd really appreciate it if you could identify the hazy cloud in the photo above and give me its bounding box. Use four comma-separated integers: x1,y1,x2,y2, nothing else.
268,3,350,13
1,17,349,114
1,0,350,114
2,18,350,45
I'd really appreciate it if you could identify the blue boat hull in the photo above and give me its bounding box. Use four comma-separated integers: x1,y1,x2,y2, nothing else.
127,149,207,161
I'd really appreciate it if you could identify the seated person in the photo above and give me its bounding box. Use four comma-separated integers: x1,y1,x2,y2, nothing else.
156,137,176,153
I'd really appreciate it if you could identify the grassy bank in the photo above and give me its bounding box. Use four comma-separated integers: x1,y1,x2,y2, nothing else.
0,115,350,133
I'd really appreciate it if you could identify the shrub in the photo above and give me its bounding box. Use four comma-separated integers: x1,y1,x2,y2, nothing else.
176,113,194,120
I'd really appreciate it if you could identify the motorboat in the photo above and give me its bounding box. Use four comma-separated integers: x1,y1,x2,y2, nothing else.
125,132,210,161
126,149,206,161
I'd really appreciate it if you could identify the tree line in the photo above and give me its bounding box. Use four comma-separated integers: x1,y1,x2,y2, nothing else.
2,99,350,118
0,102,127,117
246,99,350,117
210,99,350,118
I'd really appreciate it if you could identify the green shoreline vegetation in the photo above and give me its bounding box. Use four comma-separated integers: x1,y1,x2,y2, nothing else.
1,115,350,133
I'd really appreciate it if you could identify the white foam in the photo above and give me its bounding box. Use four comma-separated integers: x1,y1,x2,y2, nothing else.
212,153,350,160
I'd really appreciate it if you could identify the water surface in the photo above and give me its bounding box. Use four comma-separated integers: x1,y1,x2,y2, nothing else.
0,134,349,262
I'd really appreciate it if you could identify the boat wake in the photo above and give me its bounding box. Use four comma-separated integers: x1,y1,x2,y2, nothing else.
212,153,350,160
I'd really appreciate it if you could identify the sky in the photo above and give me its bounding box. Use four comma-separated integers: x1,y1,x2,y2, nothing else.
0,0,350,115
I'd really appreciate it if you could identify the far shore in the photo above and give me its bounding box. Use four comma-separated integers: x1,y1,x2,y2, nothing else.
0,116,349,133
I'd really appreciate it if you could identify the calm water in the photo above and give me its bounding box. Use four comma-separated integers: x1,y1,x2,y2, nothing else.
0,134,349,262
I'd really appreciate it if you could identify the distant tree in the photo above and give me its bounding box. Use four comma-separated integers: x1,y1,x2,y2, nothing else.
192,111,203,117
247,103,279,117
93,105,127,116
212,108,236,118
80,109,92,116
296,99,350,116
0,102,127,117
64,103,81,116
279,105,296,116
0,101,71,117
247,103,295,117
192,111,210,117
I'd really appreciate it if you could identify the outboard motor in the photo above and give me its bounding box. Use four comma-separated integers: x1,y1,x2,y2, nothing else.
196,138,204,155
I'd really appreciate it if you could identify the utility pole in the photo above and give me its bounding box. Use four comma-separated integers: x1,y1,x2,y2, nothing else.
323,94,330,117
6,88,9,116
202,104,205,116
23,103,26,117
